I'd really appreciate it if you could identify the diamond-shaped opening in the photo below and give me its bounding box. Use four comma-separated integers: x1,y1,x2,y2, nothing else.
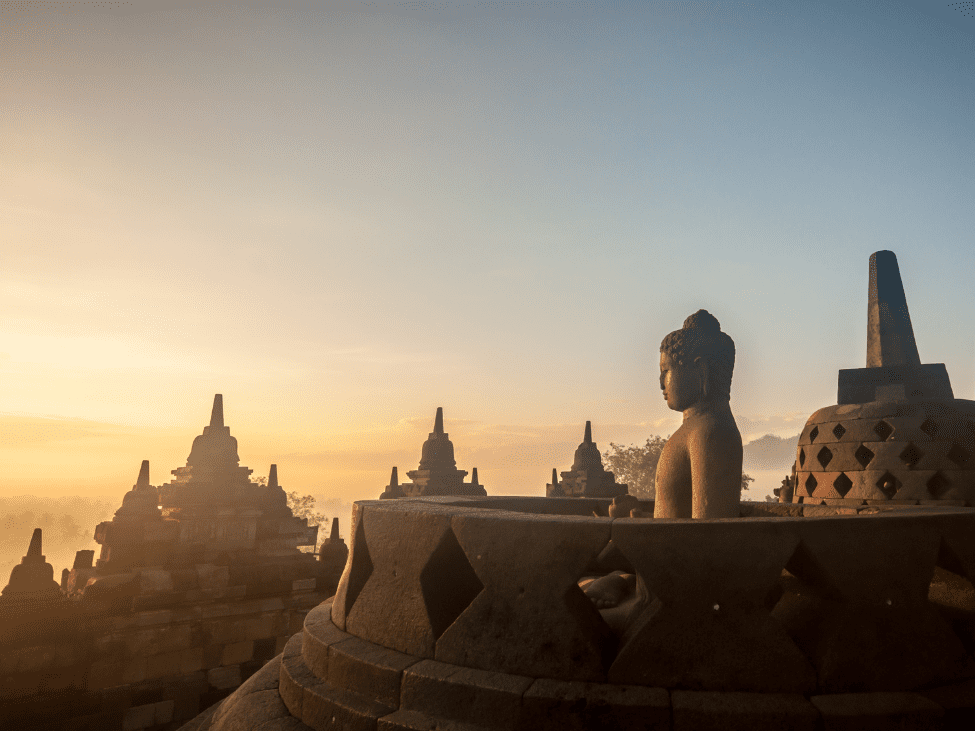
966,421,975,437
948,444,971,467
855,444,875,468
900,443,923,469
798,448,806,468
833,473,853,497
876,472,898,499
805,474,818,495
927,472,950,498
342,516,374,619
816,446,833,469
420,526,484,639
832,423,847,440
874,420,894,441
920,418,939,438
809,426,819,442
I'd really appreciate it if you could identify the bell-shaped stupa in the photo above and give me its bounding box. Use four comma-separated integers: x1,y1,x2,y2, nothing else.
548,421,628,498
398,407,487,496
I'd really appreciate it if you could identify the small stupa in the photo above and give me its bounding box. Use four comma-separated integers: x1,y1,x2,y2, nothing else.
548,421,628,498
394,407,487,497
1,529,62,602
379,466,404,499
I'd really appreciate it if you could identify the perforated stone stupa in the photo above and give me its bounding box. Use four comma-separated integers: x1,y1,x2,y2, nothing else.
793,251,975,507
547,421,628,498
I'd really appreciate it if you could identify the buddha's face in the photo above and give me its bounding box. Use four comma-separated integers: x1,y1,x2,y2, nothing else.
659,351,702,412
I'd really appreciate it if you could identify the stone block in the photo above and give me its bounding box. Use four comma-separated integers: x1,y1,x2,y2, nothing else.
671,691,818,731
302,618,347,680
14,644,57,673
848,471,895,501
208,664,242,690
122,703,156,731
121,656,148,684
222,640,255,666
135,609,174,627
328,635,419,708
810,472,846,499
400,658,533,728
301,672,394,731
920,677,975,729
197,564,230,592
86,658,123,691
520,677,670,731
213,654,283,724
344,503,459,658
292,578,316,592
209,688,293,731
436,511,614,682
278,633,308,718
811,692,944,730
154,699,174,725
892,471,939,502
139,569,175,594
378,709,484,731
147,647,204,679
610,519,815,693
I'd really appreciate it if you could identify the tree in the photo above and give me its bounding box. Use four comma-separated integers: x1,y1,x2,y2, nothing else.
602,437,667,500
603,436,753,501
285,491,326,527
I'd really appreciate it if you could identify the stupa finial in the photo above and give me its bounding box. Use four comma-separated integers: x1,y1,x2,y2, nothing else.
136,460,150,488
552,467,558,484
329,517,339,540
867,251,921,368
434,407,444,435
26,528,43,560
390,466,398,486
210,394,224,428
584,420,592,443
471,467,479,485
268,464,278,489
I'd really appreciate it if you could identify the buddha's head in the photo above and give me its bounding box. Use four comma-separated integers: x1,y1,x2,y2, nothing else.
659,310,736,411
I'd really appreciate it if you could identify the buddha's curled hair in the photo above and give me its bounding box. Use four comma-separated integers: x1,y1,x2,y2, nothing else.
660,309,736,401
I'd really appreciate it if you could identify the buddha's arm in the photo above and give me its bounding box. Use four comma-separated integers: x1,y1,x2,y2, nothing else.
688,427,742,519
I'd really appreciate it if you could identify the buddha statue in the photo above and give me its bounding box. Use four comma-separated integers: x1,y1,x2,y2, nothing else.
654,309,743,519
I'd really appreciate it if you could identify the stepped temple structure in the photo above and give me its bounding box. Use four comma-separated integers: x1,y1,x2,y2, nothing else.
547,421,628,498
0,395,344,731
379,407,487,498
182,252,975,730
793,251,975,508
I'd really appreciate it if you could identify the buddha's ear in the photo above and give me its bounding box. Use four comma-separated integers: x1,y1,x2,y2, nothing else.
695,356,710,398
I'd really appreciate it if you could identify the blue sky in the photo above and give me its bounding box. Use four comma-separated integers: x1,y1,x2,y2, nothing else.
1,0,973,501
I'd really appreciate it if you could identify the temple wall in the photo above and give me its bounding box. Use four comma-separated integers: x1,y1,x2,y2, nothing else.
0,563,336,731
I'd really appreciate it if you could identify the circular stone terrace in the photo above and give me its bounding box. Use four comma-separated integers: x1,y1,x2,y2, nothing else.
182,496,975,731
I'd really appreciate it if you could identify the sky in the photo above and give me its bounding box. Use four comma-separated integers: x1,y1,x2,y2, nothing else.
1,0,973,506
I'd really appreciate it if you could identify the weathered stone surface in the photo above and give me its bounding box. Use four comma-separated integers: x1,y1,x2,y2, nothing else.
400,659,532,728
520,677,670,731
377,709,485,731
610,519,815,692
345,502,459,656
435,510,613,682
810,692,943,730
328,635,418,708
671,691,817,731
301,672,394,731
788,512,973,692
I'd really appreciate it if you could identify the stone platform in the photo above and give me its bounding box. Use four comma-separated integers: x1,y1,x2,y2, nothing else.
186,496,975,730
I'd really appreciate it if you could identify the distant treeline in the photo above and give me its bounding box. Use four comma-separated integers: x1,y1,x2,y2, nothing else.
0,495,115,583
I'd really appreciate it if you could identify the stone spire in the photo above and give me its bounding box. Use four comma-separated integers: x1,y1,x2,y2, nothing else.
418,407,457,470
266,464,288,511
547,467,564,497
867,251,921,367
380,466,404,499
434,406,444,435
210,393,225,428
471,467,479,486
837,251,953,404
571,421,603,473
318,517,349,580
1,529,61,598
114,460,161,520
